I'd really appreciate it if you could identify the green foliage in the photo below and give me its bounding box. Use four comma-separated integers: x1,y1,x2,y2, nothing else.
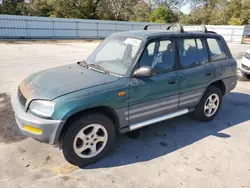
229,17,244,26
0,0,249,25
0,0,26,15
149,5,178,23
181,0,250,25
130,2,151,22
49,0,80,18
226,0,250,25
97,0,137,21
27,0,53,17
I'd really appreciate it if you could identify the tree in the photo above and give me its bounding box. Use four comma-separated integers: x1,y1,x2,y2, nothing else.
150,0,186,9
2,0,248,26
78,0,101,19
98,0,136,21
149,5,178,23
47,0,101,19
0,0,25,15
180,0,228,25
27,0,53,17
225,0,250,25
131,1,151,22
49,0,80,18
180,0,250,25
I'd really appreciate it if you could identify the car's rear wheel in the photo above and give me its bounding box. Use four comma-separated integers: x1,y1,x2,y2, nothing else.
61,113,116,167
193,86,222,121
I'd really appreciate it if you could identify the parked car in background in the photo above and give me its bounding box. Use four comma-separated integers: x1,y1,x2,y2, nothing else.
240,49,250,79
11,24,237,167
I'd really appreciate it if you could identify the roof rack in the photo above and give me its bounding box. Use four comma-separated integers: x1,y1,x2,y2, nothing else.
200,24,207,32
143,24,164,30
166,23,184,33
199,25,217,33
143,23,184,33
143,23,217,34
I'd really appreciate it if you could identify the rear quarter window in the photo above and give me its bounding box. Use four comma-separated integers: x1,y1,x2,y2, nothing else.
207,38,227,61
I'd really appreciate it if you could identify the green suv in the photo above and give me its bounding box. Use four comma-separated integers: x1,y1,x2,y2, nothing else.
11,25,237,166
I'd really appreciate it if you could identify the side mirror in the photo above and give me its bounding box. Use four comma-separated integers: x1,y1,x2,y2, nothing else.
133,66,154,78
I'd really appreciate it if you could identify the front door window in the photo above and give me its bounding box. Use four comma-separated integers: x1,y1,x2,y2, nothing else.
139,39,175,74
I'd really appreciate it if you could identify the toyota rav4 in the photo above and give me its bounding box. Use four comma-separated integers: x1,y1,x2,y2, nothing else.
11,25,237,166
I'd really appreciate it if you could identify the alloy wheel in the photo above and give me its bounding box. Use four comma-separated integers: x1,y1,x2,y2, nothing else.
73,124,108,158
204,93,220,117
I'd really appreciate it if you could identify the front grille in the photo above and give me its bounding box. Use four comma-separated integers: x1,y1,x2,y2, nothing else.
242,64,250,71
18,87,27,107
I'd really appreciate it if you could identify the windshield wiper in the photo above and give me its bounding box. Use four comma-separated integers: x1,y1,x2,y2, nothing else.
77,60,89,68
88,64,110,75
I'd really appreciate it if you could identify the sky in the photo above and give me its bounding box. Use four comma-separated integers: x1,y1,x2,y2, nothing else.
181,3,191,14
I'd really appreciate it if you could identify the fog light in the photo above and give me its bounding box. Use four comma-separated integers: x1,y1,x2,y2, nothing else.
24,125,43,135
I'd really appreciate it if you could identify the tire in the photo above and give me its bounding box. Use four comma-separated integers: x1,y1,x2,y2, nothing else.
193,86,222,122
61,113,116,167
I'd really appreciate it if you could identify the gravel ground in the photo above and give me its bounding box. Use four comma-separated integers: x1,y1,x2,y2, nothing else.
0,41,250,188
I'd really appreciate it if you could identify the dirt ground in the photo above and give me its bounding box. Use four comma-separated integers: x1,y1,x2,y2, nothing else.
0,41,250,188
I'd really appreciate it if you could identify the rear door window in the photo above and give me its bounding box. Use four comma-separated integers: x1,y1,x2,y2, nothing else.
177,38,208,69
207,38,226,61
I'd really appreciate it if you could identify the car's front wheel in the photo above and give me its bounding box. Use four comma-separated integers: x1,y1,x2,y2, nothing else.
193,86,222,121
61,113,116,167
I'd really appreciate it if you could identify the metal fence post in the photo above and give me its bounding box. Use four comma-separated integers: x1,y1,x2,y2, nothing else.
52,20,55,39
97,22,99,39
25,19,29,39
76,21,78,39
230,28,234,43
241,26,246,44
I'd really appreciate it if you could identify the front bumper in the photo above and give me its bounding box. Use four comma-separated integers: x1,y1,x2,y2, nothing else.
240,57,250,75
240,67,250,75
11,93,65,144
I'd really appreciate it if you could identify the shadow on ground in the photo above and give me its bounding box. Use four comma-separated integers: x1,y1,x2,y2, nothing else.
1,91,249,168
0,93,27,143
86,92,250,169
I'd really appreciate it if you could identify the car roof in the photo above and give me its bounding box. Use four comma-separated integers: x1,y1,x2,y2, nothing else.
112,30,220,40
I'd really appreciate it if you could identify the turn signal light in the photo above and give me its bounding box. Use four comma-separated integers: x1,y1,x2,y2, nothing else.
24,125,43,135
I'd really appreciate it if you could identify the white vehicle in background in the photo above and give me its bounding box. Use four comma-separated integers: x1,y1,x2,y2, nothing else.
240,49,250,79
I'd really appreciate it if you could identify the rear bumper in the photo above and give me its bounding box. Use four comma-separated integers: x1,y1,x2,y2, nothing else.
11,93,65,145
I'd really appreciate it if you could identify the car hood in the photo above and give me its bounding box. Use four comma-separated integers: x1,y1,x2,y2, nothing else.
19,64,120,100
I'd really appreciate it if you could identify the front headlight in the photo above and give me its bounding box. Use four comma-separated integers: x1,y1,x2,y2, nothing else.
244,52,250,60
29,100,55,118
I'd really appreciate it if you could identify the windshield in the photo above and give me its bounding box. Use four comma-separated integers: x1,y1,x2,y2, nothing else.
87,35,143,76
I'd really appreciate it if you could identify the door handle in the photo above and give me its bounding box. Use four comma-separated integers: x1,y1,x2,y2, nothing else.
168,80,178,84
205,72,212,76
